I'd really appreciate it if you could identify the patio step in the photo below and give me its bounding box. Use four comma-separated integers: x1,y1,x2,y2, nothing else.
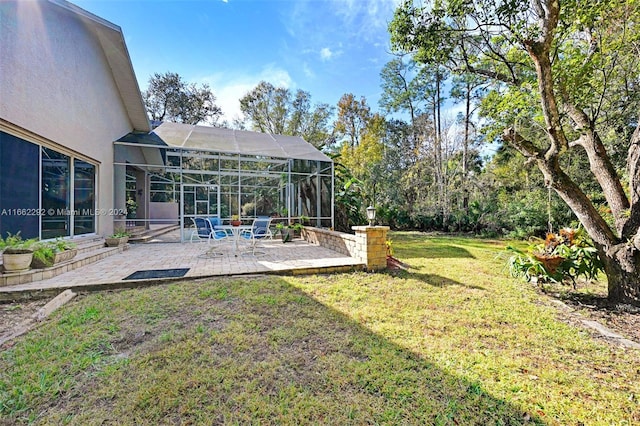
128,224,181,243
73,235,109,254
0,237,128,287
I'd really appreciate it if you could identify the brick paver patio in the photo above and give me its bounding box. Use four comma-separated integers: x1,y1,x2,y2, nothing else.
1,239,364,301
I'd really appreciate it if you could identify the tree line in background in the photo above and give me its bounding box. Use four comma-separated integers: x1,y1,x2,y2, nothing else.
142,0,639,305
142,70,572,240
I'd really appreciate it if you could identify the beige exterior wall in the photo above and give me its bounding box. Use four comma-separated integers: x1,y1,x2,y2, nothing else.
0,1,137,236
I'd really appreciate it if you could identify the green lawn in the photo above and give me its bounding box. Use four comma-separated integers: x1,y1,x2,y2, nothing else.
1,232,638,425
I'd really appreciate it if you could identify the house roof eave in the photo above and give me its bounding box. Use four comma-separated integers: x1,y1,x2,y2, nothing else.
48,0,151,133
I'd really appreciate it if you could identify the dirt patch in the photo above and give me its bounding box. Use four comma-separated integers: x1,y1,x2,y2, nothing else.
1,300,49,338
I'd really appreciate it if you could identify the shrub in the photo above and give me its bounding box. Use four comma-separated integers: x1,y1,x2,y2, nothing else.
0,232,37,254
507,227,604,287
32,238,77,267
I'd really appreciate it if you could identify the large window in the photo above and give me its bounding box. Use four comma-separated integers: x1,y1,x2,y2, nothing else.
0,131,40,239
42,148,70,239
0,132,97,239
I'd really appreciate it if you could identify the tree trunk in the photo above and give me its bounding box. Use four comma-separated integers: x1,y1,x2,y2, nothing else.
512,3,640,307
507,128,640,306
599,242,640,305
462,81,471,213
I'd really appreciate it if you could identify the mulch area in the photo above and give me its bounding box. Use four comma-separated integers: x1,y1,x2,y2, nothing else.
553,291,640,344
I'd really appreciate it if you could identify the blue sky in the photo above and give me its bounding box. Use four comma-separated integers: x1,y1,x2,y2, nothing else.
74,0,402,124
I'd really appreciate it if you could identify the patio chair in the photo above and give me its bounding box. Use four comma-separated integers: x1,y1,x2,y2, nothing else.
191,217,230,257
239,217,273,255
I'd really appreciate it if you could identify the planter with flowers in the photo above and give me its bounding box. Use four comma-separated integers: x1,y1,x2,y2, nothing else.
275,220,304,243
507,227,603,287
230,214,242,227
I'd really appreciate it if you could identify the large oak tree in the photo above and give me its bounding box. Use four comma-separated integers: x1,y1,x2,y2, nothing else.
390,0,640,305
143,72,222,125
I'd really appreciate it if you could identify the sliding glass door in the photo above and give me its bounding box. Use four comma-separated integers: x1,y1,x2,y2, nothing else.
42,148,70,239
41,147,96,239
73,159,96,236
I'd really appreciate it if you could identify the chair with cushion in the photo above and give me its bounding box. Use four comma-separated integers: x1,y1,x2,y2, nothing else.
208,216,233,237
239,217,272,255
191,217,229,256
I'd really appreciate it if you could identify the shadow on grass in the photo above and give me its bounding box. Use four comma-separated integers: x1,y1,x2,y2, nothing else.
0,277,543,425
394,244,476,260
404,272,487,290
553,288,640,314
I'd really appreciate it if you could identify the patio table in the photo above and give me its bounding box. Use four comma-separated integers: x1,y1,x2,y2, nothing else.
214,224,252,256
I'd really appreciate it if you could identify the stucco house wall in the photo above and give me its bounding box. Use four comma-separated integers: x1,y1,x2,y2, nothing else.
0,0,149,237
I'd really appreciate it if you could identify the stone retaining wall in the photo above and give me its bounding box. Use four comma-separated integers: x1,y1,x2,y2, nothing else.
301,226,389,271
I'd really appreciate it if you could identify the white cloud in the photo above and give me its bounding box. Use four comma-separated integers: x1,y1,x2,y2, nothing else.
302,62,315,79
331,0,401,40
197,65,294,123
283,0,399,64
320,47,333,61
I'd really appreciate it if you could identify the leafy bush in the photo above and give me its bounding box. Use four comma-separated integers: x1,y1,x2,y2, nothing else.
32,238,77,267
109,228,131,238
507,228,604,287
0,232,37,254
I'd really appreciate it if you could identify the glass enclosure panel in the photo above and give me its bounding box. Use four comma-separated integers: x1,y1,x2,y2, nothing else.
42,147,70,239
321,176,332,218
220,192,238,218
319,161,333,175
240,193,255,217
115,140,334,239
220,174,238,186
202,156,219,171
183,192,195,216
298,176,318,218
292,159,317,174
125,172,136,203
73,159,95,235
255,187,278,217
150,172,180,202
166,152,181,168
220,158,239,171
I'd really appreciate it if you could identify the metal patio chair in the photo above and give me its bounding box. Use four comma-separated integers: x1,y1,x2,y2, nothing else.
191,217,230,257
239,217,273,255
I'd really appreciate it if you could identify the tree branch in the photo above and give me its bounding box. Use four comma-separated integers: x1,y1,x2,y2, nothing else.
562,97,631,233
623,117,640,242
503,127,617,247
523,0,568,157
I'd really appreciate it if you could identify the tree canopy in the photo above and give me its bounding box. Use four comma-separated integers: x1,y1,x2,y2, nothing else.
143,72,222,125
239,81,334,149
389,0,640,305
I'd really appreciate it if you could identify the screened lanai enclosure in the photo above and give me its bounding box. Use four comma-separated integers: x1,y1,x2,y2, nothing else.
114,122,334,242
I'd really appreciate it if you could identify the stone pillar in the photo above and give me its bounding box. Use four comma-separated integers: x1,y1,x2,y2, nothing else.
352,225,390,271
